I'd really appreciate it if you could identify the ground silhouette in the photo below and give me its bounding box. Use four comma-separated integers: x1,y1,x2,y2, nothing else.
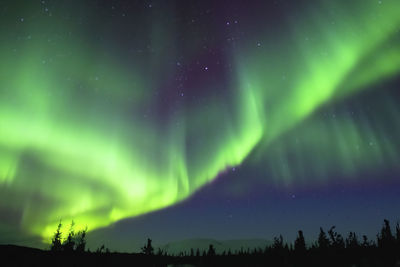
1,218,400,266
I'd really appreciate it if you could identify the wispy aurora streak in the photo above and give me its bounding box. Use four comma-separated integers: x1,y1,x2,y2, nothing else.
0,0,399,240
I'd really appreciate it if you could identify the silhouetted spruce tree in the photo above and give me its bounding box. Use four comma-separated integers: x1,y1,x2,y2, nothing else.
207,244,216,256
50,221,63,252
395,222,400,246
75,227,87,252
141,238,154,255
361,235,371,248
156,248,164,256
345,232,359,249
63,221,76,252
96,244,105,253
272,235,284,250
196,248,200,257
328,226,345,249
377,219,397,266
377,219,395,249
317,227,330,249
294,230,306,252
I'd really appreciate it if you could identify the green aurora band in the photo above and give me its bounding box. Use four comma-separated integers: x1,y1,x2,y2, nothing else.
0,0,399,241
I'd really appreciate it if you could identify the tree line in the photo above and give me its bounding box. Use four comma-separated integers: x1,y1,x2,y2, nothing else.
47,218,400,266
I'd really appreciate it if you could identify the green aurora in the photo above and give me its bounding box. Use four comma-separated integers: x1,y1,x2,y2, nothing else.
0,0,399,241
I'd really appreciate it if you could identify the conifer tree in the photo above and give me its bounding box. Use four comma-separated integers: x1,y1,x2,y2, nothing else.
317,227,330,249
377,219,395,248
294,230,306,252
207,244,216,256
63,221,76,252
141,238,154,255
50,221,63,252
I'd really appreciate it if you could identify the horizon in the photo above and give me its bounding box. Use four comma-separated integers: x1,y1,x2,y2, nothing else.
4,217,400,254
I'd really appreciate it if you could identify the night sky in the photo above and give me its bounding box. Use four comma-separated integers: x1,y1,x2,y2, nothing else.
0,0,400,251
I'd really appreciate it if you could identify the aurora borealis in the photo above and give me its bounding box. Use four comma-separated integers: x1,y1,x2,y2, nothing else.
0,0,400,248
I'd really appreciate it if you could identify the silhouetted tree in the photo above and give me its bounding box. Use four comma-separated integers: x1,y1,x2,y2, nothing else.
141,238,154,255
96,244,105,253
345,231,359,249
272,235,284,250
361,235,371,248
207,244,216,256
42,216,400,267
50,221,63,252
50,220,87,253
196,248,200,257
227,249,232,256
328,226,345,249
377,219,395,249
156,248,164,256
294,230,306,252
317,227,330,249
75,227,87,252
376,219,397,266
63,221,75,252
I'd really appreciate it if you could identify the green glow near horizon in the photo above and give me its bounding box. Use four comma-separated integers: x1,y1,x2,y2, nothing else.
0,0,399,241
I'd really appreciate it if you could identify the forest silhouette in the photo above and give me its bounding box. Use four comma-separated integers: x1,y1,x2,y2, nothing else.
1,218,400,266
